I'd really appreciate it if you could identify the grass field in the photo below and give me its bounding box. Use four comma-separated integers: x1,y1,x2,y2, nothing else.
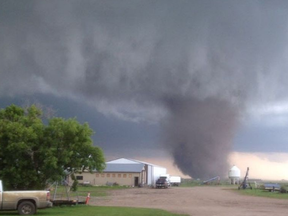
179,179,202,187
180,179,288,200
236,188,288,199
180,179,232,187
0,206,188,216
50,185,127,200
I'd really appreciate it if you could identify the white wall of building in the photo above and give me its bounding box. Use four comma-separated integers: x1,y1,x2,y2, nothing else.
152,166,167,186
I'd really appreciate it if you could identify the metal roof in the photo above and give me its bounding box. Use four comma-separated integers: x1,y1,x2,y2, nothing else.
106,158,141,164
128,158,166,168
103,163,144,173
106,158,165,168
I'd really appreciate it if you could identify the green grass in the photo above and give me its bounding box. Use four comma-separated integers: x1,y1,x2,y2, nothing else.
179,179,202,187
0,206,188,216
180,180,288,200
236,188,288,199
75,185,127,197
50,185,127,199
180,179,232,187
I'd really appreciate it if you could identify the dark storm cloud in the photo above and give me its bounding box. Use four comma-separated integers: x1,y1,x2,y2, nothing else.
1,0,288,178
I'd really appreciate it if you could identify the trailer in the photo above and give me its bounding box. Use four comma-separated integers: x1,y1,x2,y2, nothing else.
49,180,87,206
51,200,85,206
264,183,281,192
170,176,181,186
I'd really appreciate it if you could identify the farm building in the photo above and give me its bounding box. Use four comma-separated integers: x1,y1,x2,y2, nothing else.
73,158,167,187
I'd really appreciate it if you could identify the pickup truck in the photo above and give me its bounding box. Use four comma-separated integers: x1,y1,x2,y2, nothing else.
0,180,52,215
155,176,170,188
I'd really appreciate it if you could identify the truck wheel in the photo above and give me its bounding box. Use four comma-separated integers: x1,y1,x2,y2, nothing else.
18,201,36,215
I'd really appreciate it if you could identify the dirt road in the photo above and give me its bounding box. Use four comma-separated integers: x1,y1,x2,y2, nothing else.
91,186,288,216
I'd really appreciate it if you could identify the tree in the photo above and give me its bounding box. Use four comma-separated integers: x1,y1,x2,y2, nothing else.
0,104,105,190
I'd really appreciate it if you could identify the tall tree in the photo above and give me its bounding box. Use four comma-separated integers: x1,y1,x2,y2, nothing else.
0,104,105,190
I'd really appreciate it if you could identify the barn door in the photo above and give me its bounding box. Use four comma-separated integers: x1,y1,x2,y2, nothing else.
134,177,139,187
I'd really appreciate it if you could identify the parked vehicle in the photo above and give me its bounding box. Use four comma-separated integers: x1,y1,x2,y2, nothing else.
169,176,181,186
156,176,170,188
0,180,52,215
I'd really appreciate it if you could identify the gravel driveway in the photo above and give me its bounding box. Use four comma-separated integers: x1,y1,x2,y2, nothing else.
91,186,288,216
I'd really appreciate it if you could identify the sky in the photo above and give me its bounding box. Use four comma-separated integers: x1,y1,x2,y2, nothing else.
1,0,288,180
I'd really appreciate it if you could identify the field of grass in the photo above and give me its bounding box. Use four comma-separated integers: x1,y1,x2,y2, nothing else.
236,187,288,199
0,206,188,216
180,179,233,187
179,179,202,187
50,185,127,200
180,179,288,200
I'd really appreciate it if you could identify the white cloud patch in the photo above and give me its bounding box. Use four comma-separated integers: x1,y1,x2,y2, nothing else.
87,99,166,123
246,101,288,127
229,152,288,180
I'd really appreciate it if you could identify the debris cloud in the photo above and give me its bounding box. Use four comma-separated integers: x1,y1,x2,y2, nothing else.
162,97,240,178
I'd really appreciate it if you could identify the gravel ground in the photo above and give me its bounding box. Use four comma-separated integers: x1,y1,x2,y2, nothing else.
90,186,288,216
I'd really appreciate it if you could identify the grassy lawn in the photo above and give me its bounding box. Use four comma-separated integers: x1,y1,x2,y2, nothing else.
179,179,202,187
0,206,188,216
180,180,288,200
50,185,127,199
236,188,288,199
180,179,232,187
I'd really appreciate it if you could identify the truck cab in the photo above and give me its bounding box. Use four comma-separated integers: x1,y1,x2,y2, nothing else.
156,176,170,188
0,180,52,215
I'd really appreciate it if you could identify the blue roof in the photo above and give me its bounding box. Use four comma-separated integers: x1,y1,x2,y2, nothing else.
103,163,144,173
106,158,165,168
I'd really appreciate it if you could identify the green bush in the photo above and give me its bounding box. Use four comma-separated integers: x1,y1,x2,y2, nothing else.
280,186,287,193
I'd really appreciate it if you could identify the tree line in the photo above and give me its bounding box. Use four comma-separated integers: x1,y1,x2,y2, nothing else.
0,104,105,190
